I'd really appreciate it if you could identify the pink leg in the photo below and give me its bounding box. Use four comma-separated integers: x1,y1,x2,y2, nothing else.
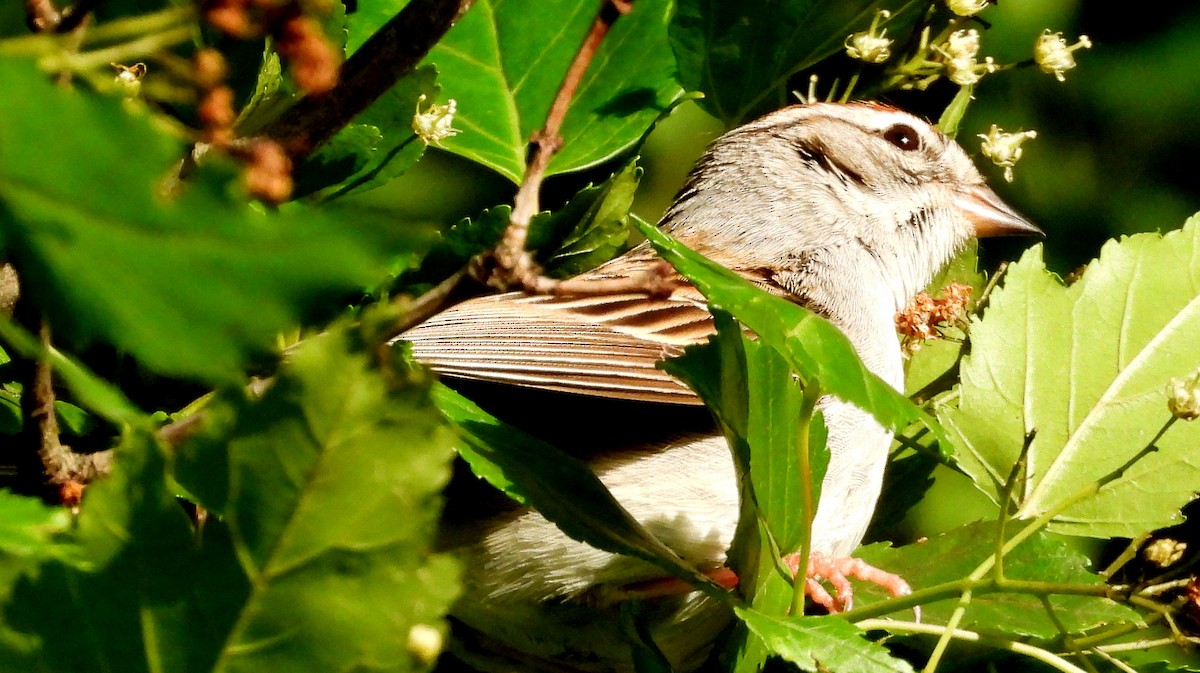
606,567,740,603
784,552,913,613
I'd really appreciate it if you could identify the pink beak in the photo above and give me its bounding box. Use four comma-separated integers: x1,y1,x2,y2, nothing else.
954,184,1043,238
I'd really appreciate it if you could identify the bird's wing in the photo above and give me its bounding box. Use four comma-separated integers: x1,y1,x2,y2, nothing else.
401,254,780,405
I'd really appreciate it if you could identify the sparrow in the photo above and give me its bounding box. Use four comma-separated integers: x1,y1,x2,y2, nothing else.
401,101,1040,672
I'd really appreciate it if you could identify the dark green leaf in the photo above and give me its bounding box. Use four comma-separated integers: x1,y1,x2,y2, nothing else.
851,521,1141,638
424,0,683,181
0,59,430,385
345,0,411,56
430,382,721,595
669,0,922,125
865,449,938,540
538,161,640,278
174,327,460,672
5,430,200,673
300,65,439,201
735,607,914,673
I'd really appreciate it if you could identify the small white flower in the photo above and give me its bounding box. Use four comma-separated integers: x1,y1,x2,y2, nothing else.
1167,369,1200,421
978,124,1037,182
946,0,990,17
845,10,893,64
936,29,997,86
412,94,461,146
1034,30,1092,82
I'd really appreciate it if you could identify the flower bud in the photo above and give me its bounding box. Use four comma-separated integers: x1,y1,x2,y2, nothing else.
946,0,990,17
413,95,461,146
845,10,893,64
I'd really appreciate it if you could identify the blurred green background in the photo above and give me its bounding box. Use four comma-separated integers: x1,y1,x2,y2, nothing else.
356,0,1200,541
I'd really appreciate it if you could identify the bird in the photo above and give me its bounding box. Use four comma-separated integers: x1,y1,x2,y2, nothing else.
401,101,1041,672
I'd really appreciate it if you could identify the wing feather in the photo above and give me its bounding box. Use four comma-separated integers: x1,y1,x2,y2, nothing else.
399,253,782,405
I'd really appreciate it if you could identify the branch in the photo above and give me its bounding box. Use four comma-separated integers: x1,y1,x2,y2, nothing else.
262,0,475,163
480,0,674,297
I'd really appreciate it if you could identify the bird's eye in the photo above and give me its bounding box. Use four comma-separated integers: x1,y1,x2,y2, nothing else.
883,124,921,151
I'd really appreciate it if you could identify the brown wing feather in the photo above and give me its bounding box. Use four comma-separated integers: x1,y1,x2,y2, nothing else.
400,252,782,405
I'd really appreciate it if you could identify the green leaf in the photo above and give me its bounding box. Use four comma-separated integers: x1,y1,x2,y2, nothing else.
4,430,201,673
537,161,640,277
174,326,460,672
735,606,914,673
634,218,946,443
851,521,1141,638
0,491,74,563
430,382,721,594
669,0,922,125
939,217,1200,538
424,0,683,181
665,312,831,672
407,161,639,287
0,59,429,385
345,0,410,56
297,65,439,201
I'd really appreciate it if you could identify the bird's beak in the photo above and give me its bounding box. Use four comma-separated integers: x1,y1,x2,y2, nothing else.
954,184,1043,238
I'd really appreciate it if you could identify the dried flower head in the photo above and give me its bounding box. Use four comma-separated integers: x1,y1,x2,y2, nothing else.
1144,538,1187,568
937,29,997,86
946,0,990,16
1034,30,1092,82
845,10,892,64
194,49,228,89
412,94,461,145
275,15,341,95
1167,369,1200,420
896,283,973,354
978,124,1037,182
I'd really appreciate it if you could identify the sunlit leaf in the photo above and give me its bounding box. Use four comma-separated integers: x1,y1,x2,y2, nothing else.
174,327,460,672
852,521,1141,638
940,217,1200,537
735,607,913,673
424,0,683,181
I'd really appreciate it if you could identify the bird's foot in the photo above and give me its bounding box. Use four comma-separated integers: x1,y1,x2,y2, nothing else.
783,551,913,614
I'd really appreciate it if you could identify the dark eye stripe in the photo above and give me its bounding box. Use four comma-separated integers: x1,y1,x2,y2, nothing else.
794,139,867,186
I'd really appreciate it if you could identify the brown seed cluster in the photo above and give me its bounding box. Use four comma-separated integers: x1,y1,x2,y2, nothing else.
202,0,341,95
192,48,293,203
896,282,973,350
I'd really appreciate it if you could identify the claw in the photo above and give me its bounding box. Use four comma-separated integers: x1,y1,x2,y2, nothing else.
784,552,916,619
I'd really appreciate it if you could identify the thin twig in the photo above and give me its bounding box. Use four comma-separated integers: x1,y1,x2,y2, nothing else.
856,619,1090,673
262,0,475,163
31,320,112,487
482,0,668,296
380,268,469,343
